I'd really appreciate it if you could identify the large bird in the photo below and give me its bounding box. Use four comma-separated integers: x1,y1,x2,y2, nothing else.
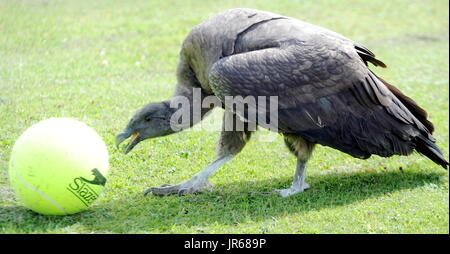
116,8,448,197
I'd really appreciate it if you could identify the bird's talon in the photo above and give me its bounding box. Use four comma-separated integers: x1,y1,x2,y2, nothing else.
143,185,175,196
178,189,188,196
205,183,214,192
143,188,154,196
144,180,212,196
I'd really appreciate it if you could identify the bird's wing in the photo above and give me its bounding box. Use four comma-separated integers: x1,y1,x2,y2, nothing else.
208,37,431,159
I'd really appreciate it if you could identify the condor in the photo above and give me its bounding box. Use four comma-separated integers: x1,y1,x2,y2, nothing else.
116,8,448,197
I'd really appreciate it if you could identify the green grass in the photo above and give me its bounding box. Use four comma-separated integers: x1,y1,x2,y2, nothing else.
0,0,448,234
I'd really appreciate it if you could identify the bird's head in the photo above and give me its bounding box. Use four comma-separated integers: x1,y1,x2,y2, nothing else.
116,101,174,154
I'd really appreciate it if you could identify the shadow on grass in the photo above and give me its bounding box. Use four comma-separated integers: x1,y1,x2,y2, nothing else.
0,169,445,233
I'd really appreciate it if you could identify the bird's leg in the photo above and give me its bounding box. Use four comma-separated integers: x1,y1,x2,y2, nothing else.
270,134,315,197
145,111,252,196
273,159,310,197
144,154,233,196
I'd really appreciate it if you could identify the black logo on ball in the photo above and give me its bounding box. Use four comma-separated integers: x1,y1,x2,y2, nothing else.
67,168,107,207
80,168,107,186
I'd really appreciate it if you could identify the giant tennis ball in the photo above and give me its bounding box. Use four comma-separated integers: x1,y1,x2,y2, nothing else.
8,118,109,215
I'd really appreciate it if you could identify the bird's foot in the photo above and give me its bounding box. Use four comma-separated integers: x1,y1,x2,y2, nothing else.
144,176,213,196
273,182,310,197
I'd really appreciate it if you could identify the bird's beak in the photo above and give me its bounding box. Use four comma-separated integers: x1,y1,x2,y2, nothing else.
116,129,141,154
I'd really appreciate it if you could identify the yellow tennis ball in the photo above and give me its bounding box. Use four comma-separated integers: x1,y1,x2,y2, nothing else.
8,118,109,215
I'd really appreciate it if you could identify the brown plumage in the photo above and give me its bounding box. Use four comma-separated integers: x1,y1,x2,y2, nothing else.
376,74,435,134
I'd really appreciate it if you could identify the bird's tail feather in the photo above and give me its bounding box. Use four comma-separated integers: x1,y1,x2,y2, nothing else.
375,73,435,134
373,73,447,169
415,134,448,169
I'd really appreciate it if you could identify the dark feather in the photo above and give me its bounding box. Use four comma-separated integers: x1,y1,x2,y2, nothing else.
415,135,449,169
355,43,387,68
374,73,435,134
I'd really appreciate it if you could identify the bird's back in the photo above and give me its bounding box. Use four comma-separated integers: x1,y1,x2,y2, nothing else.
180,8,352,92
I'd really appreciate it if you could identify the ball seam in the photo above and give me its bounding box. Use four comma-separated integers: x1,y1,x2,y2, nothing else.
11,156,68,215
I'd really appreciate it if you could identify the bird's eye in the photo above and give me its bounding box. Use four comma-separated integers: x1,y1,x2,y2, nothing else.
145,115,152,122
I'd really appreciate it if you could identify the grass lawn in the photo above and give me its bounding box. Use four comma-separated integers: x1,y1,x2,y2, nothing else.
0,0,448,233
